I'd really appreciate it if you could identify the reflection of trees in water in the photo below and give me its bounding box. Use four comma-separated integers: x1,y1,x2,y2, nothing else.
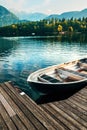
79,34,87,43
0,35,86,55
0,38,19,56
26,33,87,44
61,33,87,43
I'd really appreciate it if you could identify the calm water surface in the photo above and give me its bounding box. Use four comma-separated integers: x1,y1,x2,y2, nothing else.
0,35,87,101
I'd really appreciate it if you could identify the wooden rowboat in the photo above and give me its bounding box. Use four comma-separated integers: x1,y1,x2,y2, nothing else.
27,58,87,94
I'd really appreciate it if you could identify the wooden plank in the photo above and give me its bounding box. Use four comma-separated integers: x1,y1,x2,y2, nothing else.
64,100,87,121
5,81,65,130
22,92,65,130
41,104,70,130
80,62,87,68
69,96,87,111
56,68,85,80
0,114,8,130
54,101,87,128
73,94,87,104
49,103,87,130
71,92,87,106
40,86,87,130
11,115,27,130
9,82,64,130
0,84,36,130
60,67,87,78
41,103,76,130
76,93,87,100
78,87,87,97
0,102,17,130
0,93,16,117
0,83,46,130
1,81,87,130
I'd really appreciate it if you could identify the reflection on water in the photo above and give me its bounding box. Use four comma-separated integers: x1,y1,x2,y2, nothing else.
0,34,87,101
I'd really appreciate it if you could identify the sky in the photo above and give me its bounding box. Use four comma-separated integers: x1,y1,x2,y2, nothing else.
0,0,87,14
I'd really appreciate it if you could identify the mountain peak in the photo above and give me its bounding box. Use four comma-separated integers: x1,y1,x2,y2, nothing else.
15,11,48,21
0,5,10,16
46,8,87,20
0,5,87,27
81,8,87,12
0,5,19,27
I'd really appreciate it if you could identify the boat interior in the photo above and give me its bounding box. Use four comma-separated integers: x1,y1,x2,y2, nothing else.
38,58,87,83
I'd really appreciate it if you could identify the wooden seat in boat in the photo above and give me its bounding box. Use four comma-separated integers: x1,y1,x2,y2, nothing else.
79,62,87,69
38,74,62,83
59,67,87,78
55,68,84,81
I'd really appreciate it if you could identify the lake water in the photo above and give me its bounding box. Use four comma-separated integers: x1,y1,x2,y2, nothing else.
0,35,87,101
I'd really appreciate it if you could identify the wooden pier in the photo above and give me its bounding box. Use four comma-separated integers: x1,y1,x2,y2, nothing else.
0,81,87,130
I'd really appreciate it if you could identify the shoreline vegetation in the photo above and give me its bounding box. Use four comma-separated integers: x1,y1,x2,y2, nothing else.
0,17,87,37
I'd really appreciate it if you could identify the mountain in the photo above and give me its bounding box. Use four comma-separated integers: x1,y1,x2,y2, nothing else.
46,9,87,20
17,8,86,21
16,12,48,21
58,11,79,19
76,9,87,18
0,5,87,27
0,5,19,27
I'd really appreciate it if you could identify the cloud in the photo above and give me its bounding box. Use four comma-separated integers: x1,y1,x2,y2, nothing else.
5,0,47,13
27,0,50,14
1,0,28,11
44,0,51,5
0,0,87,14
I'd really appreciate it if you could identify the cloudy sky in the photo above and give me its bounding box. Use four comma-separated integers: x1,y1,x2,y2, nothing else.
0,0,87,14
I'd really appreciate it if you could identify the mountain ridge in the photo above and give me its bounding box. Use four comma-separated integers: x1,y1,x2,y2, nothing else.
0,5,19,27
46,9,87,19
15,11,48,21
0,5,87,27
15,8,87,20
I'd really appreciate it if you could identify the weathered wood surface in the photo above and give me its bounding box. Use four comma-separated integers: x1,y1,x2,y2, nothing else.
0,81,87,130
40,86,87,130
